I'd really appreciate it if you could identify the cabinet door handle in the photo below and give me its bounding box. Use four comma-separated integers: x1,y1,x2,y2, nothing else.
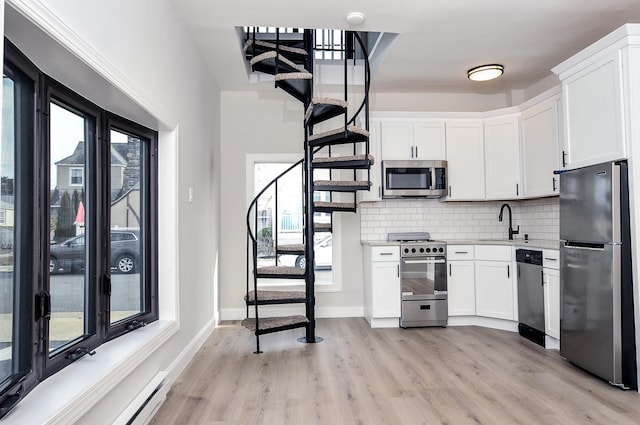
562,150,567,167
378,186,381,198
411,146,414,158
415,146,418,157
454,251,468,254
544,257,557,262
516,183,519,196
507,265,510,278
552,177,557,192
379,252,394,256
541,270,544,286
397,265,400,277
449,264,452,276
448,185,452,197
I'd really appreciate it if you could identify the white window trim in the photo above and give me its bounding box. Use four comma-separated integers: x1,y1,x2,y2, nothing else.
68,167,84,186
246,153,342,293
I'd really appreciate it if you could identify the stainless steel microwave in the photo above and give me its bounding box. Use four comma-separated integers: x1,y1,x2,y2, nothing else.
382,160,447,198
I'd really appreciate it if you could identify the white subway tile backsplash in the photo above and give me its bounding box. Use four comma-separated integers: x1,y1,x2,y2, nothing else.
360,197,559,242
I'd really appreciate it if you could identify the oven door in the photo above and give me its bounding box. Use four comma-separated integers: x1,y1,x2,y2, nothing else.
400,256,447,300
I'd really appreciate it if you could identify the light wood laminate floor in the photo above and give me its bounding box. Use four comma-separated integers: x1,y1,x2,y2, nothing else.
151,318,640,424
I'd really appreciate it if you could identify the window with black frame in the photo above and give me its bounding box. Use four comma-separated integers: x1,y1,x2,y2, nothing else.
0,40,158,417
0,41,38,419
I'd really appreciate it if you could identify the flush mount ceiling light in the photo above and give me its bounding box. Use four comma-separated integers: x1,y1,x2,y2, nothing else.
467,64,504,81
346,12,365,26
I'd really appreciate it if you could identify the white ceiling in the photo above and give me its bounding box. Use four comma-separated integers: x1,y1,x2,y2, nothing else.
173,0,640,96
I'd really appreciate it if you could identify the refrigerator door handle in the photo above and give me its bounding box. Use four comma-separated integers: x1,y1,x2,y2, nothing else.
563,242,606,251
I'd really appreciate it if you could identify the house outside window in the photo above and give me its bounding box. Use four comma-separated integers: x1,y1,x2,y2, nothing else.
69,167,83,186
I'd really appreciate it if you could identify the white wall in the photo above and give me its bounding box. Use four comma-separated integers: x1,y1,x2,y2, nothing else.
370,91,510,112
3,0,220,423
219,90,365,319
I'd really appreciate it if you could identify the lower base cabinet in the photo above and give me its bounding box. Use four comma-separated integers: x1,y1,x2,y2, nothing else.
543,267,560,339
448,260,475,316
475,260,514,320
363,245,401,327
371,261,401,318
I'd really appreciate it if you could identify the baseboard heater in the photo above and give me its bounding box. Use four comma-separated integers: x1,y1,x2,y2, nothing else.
113,371,169,425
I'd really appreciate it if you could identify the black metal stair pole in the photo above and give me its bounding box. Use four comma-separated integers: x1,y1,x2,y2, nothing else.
299,28,322,344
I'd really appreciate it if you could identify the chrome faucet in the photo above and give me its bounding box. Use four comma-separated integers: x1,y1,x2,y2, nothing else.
498,203,519,240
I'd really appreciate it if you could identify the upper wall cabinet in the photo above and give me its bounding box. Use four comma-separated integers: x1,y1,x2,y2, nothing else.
483,114,521,200
552,25,640,170
561,53,624,168
445,119,485,200
521,95,561,197
379,119,446,160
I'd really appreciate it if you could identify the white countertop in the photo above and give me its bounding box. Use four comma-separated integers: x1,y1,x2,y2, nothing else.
362,239,560,250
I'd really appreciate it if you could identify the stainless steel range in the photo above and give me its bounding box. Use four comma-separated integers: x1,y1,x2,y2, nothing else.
388,232,448,328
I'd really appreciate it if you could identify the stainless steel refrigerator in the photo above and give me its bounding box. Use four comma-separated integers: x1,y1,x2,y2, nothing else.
560,160,637,389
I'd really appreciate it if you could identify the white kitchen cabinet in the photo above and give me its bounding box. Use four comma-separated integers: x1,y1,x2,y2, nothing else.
542,249,560,340
551,26,640,169
363,245,400,327
380,121,412,160
521,95,561,197
413,121,446,159
543,267,560,340
447,245,475,316
448,260,475,316
445,119,485,200
561,53,624,168
484,114,521,200
475,260,514,320
358,120,382,202
380,119,446,160
474,245,514,321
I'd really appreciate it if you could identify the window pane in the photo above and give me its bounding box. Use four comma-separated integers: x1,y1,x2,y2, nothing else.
252,162,334,283
312,169,332,284
110,129,142,324
48,102,86,353
254,163,302,269
0,75,16,382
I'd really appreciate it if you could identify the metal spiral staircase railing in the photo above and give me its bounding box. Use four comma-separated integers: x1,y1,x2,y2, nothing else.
244,27,372,353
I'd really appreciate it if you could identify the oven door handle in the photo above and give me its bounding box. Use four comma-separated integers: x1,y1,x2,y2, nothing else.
402,259,446,264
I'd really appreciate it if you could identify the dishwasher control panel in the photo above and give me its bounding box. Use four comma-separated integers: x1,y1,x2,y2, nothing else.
516,249,543,265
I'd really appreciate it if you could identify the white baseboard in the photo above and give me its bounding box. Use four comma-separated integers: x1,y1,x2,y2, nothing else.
220,306,364,321
144,317,216,423
447,316,519,332
163,317,217,384
113,371,168,425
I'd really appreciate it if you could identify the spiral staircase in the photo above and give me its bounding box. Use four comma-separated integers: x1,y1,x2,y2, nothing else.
243,28,372,352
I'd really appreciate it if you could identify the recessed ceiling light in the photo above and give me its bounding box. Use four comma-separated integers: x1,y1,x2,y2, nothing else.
467,64,504,81
346,12,365,26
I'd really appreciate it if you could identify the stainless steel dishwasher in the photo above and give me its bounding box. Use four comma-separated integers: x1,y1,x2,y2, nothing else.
516,249,545,347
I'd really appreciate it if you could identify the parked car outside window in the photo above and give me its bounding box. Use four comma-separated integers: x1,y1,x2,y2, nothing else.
49,230,140,274
277,235,332,269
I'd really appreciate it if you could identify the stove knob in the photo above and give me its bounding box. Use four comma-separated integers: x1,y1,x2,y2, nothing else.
411,248,416,253
419,248,425,253
404,248,409,254
425,248,431,253
439,247,444,253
